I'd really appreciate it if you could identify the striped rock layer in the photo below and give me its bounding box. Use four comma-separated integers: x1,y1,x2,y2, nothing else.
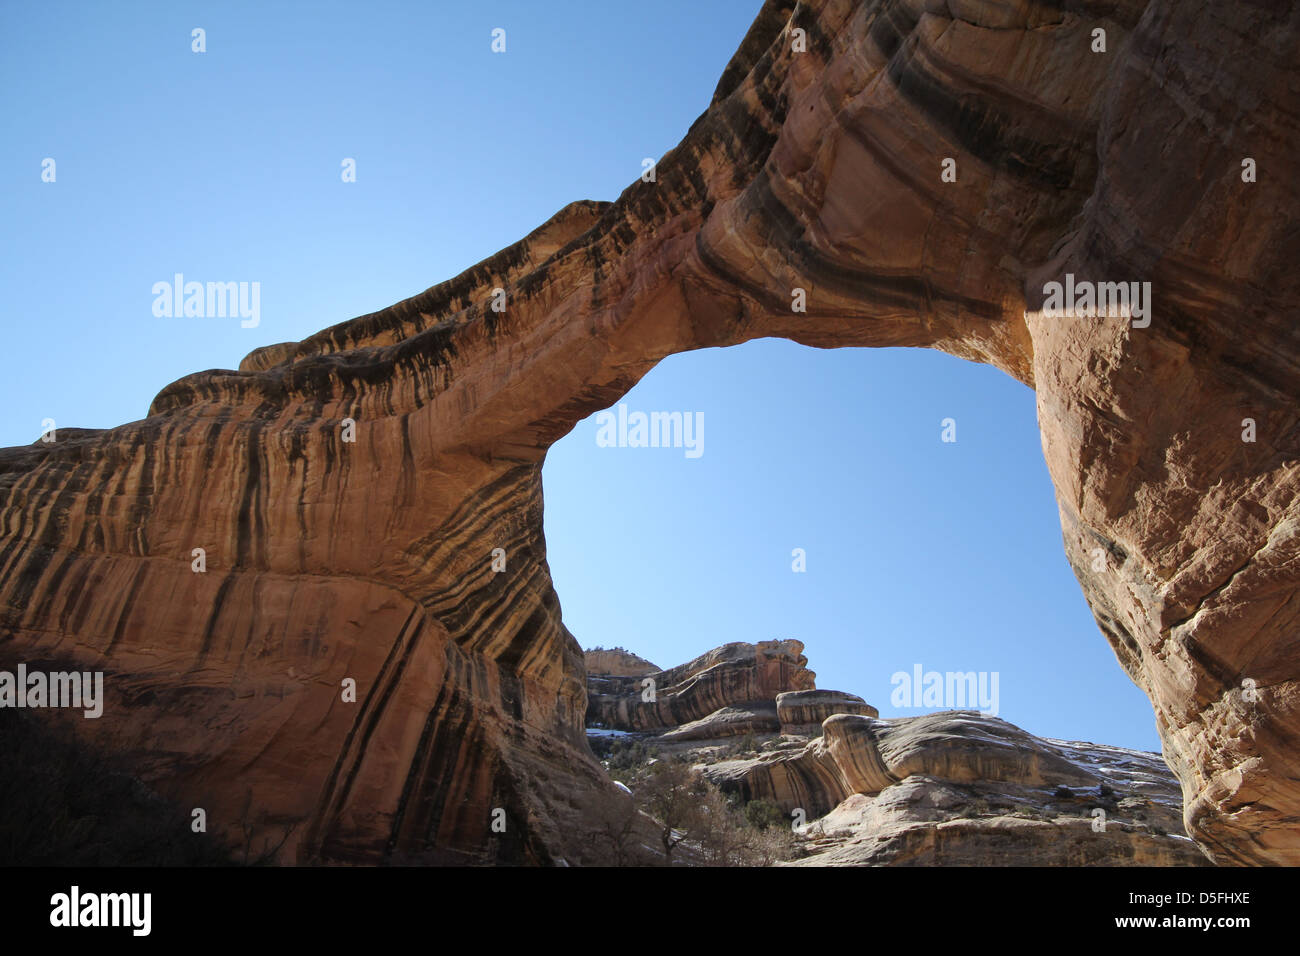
1,0,1298,864
583,647,660,678
702,712,1211,866
776,689,878,735
587,639,815,731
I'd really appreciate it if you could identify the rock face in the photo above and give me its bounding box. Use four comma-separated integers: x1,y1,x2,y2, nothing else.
591,643,1209,866
702,711,1211,866
791,777,1206,867
662,703,781,742
777,689,877,735
709,711,1108,813
587,640,814,731
1,0,1297,863
584,647,659,678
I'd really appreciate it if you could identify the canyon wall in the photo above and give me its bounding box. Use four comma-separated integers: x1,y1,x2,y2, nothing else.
588,640,814,730
1,0,1297,864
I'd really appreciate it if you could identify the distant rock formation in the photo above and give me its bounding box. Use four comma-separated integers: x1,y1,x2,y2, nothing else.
592,644,1210,866
777,690,877,735
1,0,1296,864
662,703,781,742
706,711,1113,812
781,716,1213,867
587,640,815,731
584,647,659,678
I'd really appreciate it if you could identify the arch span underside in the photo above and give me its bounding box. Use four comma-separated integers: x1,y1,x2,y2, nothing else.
0,0,1297,865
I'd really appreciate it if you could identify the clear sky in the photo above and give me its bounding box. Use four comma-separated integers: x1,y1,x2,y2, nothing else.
0,1,1161,751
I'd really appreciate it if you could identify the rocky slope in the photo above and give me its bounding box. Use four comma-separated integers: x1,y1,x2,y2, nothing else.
710,713,1208,865
1,0,1297,864
589,644,1209,866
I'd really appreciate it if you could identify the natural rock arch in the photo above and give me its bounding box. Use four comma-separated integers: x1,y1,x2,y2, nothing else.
1,0,1296,865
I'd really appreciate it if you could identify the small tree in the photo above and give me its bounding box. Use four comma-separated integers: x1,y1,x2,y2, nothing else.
635,759,708,865
584,790,644,866
692,785,753,865
741,820,800,866
742,798,786,832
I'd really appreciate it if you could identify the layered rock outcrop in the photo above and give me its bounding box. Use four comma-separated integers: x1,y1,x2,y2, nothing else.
662,703,781,741
587,640,814,731
1,0,1297,863
777,689,877,735
702,711,1210,865
709,711,1105,811
584,647,659,678
791,774,1207,867
591,644,1210,865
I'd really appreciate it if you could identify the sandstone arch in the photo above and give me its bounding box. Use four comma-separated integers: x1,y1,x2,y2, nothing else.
1,0,1297,864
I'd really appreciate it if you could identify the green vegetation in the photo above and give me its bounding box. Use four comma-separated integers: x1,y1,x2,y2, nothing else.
588,735,660,778
742,798,787,831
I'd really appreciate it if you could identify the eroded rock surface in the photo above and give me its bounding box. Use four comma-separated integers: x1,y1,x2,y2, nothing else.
1,0,1297,863
662,703,781,741
777,689,877,735
588,640,814,731
702,711,1209,865
594,646,1209,865
584,647,659,678
790,773,1208,866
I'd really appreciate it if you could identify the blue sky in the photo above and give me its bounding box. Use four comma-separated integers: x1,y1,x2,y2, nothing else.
0,1,1161,751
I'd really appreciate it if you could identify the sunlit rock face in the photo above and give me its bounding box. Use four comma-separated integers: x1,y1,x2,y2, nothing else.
596,643,1208,867
661,703,782,742
777,690,878,736
705,711,1212,866
1,0,1296,863
588,640,815,731
584,648,659,678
